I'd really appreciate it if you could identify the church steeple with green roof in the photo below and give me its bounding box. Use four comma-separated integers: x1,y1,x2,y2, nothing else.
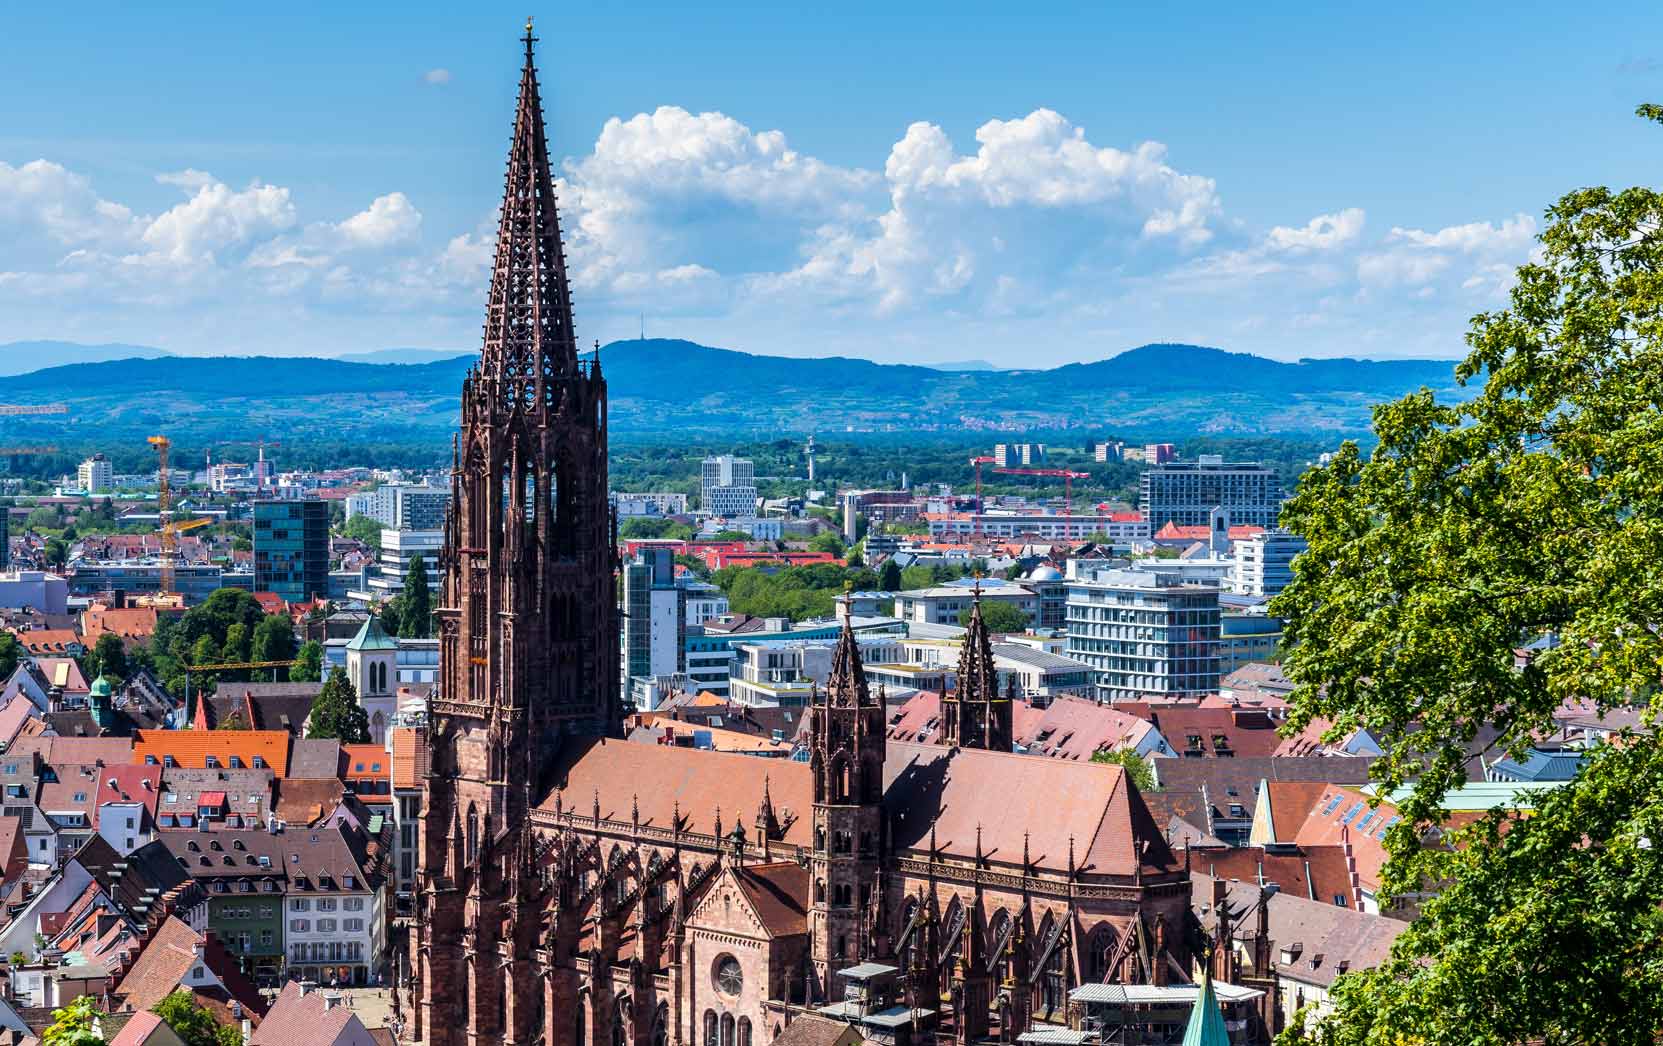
1181,971,1231,1046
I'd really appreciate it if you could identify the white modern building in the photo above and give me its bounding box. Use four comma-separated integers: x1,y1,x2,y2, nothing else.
77,455,114,495
679,578,730,626
1065,561,1221,702
345,483,451,531
728,634,906,708
363,529,443,601
1232,528,1308,597
622,547,685,709
928,513,1150,545
701,455,757,517
612,492,689,517
0,571,69,614
892,581,1039,627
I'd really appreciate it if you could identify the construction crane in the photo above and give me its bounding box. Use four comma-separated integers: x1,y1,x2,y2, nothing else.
147,435,180,598
993,467,1091,517
0,404,68,416
183,659,301,722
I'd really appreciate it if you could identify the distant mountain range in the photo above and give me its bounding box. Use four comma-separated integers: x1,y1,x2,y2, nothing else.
0,338,1464,449
0,340,173,376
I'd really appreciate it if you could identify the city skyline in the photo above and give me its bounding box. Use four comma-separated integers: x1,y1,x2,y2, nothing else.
4,3,1662,366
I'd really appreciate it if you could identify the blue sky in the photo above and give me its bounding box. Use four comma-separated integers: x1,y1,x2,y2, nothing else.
3,1,1661,365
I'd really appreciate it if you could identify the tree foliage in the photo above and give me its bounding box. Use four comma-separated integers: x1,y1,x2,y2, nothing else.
289,639,324,683
153,989,242,1046
41,996,104,1046
340,513,384,550
1273,106,1663,1045
0,633,19,683
251,614,297,665
1089,747,1155,792
878,559,902,591
88,632,128,682
307,667,370,743
712,563,880,620
959,600,1029,634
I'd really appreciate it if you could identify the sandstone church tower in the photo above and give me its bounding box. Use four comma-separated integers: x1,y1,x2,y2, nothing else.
412,20,618,1046
807,619,887,994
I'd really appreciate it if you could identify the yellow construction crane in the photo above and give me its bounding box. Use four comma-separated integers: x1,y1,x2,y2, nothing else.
148,435,179,598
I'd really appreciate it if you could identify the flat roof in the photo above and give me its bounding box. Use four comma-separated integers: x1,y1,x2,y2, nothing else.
1069,982,1264,1005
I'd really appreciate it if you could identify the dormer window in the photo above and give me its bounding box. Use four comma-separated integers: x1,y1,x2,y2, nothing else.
229,756,243,769
252,756,266,769
204,756,219,769
162,756,176,768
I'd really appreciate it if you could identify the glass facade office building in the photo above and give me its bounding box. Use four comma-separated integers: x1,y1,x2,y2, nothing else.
253,499,330,604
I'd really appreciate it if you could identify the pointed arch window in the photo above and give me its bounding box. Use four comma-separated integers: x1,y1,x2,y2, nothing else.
703,1012,718,1046
466,807,479,864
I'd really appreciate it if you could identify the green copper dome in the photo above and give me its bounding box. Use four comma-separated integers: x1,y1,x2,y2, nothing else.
89,675,113,699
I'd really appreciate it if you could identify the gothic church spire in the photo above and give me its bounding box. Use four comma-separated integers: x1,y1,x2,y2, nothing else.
479,16,580,409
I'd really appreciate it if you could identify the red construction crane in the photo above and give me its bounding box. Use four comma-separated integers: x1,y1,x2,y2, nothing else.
991,467,1091,517
968,456,996,535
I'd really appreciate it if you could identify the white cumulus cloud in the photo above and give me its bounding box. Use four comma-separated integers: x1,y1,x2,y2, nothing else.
1268,208,1366,251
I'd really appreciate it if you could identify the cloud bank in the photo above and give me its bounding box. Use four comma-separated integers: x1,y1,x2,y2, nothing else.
0,108,1542,362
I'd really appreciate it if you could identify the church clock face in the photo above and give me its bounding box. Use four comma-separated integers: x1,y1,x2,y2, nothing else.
715,955,743,996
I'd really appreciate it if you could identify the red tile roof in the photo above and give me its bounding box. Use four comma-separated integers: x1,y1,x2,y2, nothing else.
132,730,290,778
390,728,428,791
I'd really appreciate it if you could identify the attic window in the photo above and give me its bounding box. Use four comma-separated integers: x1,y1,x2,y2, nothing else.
252,757,267,769
1333,895,1347,907
187,840,199,852
204,756,219,769
163,756,175,768
229,757,243,769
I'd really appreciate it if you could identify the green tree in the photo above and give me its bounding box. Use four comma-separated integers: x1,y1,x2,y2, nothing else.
619,517,694,541
845,547,864,568
958,600,1029,633
222,621,251,665
289,640,324,683
878,559,902,591
189,635,219,667
0,633,19,682
25,506,59,531
153,989,242,1046
403,553,433,639
340,513,384,549
41,996,104,1046
250,614,297,666
708,529,754,542
1089,747,1154,792
44,538,68,569
307,667,370,743
89,632,128,681
1273,106,1663,1046
809,531,846,556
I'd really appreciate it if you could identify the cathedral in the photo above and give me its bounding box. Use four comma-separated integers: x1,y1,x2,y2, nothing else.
408,25,1193,1046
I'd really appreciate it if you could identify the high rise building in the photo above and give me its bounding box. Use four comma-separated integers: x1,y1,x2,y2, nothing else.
994,442,1046,467
77,454,114,494
0,506,9,570
252,499,329,604
621,546,686,708
344,483,451,531
1232,527,1308,597
365,529,444,601
1139,454,1284,527
700,453,757,516
1065,562,1220,702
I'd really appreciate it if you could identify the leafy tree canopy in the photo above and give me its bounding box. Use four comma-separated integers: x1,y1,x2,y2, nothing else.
1275,106,1663,1046
42,996,104,1046
153,989,242,1046
1089,747,1155,792
289,640,324,683
959,600,1029,634
340,513,384,550
307,667,370,743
